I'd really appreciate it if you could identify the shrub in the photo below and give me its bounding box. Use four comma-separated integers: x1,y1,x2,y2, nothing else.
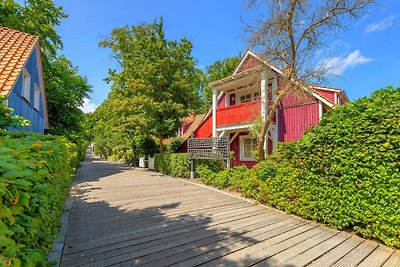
0,129,78,266
168,137,184,153
154,153,224,178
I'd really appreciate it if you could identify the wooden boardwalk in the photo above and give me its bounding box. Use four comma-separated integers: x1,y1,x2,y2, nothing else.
60,155,400,267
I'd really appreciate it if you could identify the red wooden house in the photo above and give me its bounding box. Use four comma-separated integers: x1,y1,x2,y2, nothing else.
180,50,348,168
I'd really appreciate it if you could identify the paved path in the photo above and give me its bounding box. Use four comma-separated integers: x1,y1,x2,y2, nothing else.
60,154,400,267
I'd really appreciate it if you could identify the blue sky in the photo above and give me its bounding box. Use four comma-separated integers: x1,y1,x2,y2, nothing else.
53,0,400,112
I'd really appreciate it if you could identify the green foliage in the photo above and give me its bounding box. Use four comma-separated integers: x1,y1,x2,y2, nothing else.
0,129,78,265
200,56,241,112
198,86,400,248
167,137,184,153
0,96,30,129
154,153,223,178
0,0,66,60
132,135,158,157
44,56,92,137
98,18,201,150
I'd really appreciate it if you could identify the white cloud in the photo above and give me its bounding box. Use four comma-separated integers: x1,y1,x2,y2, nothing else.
80,97,98,113
320,50,372,76
364,16,395,34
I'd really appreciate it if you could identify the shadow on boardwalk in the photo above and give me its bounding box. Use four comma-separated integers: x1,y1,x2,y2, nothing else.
59,155,296,266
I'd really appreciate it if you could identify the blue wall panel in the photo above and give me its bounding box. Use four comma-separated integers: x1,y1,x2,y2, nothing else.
7,47,45,134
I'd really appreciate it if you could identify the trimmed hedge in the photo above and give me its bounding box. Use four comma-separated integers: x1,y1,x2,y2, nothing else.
0,130,79,266
154,153,223,178
199,86,400,248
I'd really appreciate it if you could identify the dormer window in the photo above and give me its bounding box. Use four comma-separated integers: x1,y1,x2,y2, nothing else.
34,84,40,110
22,69,31,102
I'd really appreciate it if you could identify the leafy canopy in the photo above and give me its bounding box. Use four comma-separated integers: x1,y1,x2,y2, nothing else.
99,18,201,149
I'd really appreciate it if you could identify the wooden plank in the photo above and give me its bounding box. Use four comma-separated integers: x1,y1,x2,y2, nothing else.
282,231,350,266
62,208,276,261
332,240,379,267
180,223,318,267
66,200,248,235
357,245,395,267
382,250,400,267
64,204,265,244
61,210,278,267
306,235,364,267
136,218,298,267
64,207,264,253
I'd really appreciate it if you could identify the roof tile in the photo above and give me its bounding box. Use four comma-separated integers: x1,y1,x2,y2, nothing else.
0,27,38,96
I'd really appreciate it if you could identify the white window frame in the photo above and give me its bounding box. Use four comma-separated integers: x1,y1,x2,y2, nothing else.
22,69,31,102
239,135,257,161
34,84,40,110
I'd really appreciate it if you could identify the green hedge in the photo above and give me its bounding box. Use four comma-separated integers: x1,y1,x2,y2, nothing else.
0,130,79,266
199,86,400,248
154,153,223,178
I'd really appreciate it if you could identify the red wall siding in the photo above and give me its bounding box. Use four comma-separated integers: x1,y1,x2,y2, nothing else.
281,92,316,107
217,100,260,126
194,115,212,138
278,102,320,142
314,89,335,103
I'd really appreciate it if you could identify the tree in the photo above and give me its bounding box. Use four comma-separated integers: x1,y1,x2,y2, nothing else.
100,18,201,151
0,0,66,63
200,57,240,112
45,56,91,136
245,0,375,161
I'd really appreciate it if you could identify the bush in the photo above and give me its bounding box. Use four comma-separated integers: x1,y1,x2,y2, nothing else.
0,129,78,266
168,137,184,153
154,153,224,178
199,86,400,248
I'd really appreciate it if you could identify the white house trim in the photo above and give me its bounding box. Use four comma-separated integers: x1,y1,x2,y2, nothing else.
318,101,323,120
216,122,252,132
239,135,257,161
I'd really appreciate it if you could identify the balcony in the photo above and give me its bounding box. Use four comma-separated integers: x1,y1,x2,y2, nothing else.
216,100,261,127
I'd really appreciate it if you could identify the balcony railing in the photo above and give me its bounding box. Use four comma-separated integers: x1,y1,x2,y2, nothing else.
216,100,261,126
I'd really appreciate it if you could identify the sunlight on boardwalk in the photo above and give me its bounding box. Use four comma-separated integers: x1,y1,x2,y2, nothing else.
60,154,400,267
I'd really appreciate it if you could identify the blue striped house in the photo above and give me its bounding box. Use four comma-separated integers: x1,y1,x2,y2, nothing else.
0,27,49,134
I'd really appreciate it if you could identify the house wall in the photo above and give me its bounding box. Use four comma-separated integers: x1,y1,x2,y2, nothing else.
237,56,260,73
313,89,336,103
278,94,320,142
7,47,45,133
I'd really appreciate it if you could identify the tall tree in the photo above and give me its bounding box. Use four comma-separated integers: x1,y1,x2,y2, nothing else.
45,56,91,136
0,0,66,62
245,0,375,161
100,18,201,151
200,57,241,112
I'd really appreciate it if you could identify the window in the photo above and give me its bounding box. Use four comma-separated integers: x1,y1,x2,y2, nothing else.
240,94,252,103
254,92,261,99
240,136,257,161
34,84,40,110
22,69,31,101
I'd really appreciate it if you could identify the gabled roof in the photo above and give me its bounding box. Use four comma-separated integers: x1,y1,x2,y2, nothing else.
0,27,39,96
218,50,336,108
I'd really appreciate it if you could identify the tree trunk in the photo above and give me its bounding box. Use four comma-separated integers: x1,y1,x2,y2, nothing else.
159,136,164,153
257,85,293,161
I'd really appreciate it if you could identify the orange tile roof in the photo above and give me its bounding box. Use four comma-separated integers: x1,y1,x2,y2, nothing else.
0,27,39,96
